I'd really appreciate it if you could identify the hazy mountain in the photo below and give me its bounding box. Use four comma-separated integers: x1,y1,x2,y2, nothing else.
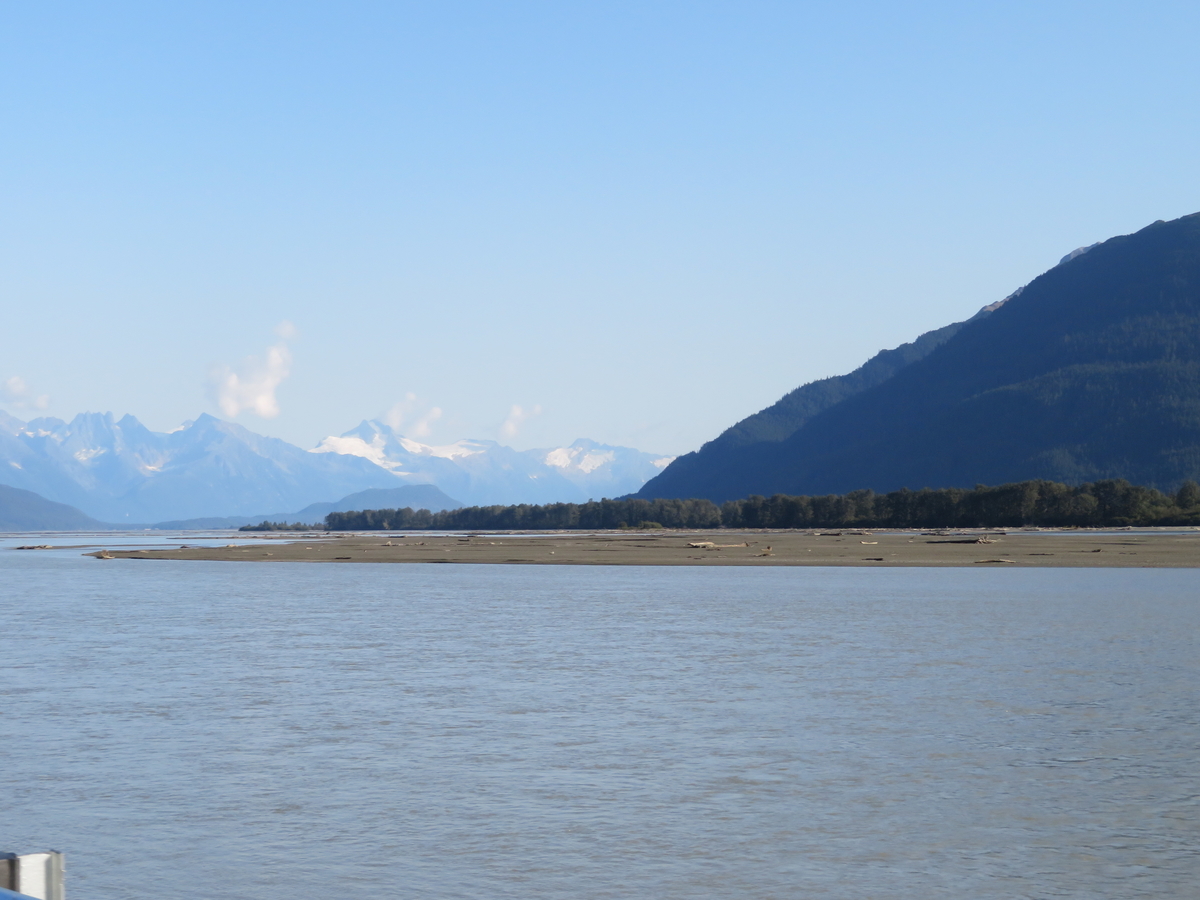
0,413,399,522
289,484,462,519
0,410,24,435
0,409,666,522
0,484,109,531
637,212,1200,501
313,421,673,506
152,484,463,529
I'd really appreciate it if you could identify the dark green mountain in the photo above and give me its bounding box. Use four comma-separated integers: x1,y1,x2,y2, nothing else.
641,302,1003,498
638,212,1200,502
0,484,111,531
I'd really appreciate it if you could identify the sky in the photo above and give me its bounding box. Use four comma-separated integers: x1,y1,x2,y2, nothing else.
2,1,1199,456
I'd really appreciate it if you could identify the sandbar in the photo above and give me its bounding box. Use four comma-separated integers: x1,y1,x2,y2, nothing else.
85,529,1200,567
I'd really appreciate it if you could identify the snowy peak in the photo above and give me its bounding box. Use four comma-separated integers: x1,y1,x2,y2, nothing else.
543,438,675,477
310,420,672,506
544,440,615,474
0,410,672,520
311,420,489,472
0,411,400,522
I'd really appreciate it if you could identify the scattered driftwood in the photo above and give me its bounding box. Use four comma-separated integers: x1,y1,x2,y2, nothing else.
15,544,53,550
927,538,1000,544
687,541,751,549
974,558,1015,564
925,532,1007,537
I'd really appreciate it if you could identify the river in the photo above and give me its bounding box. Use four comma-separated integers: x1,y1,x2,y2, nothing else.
2,540,1197,898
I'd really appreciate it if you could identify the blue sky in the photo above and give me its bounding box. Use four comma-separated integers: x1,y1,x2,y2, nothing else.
2,1,1199,454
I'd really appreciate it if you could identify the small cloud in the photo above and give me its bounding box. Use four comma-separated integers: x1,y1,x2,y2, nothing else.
383,392,420,431
275,320,298,340
2,375,50,410
501,403,542,438
383,393,442,438
412,407,443,438
3,376,27,399
209,325,294,419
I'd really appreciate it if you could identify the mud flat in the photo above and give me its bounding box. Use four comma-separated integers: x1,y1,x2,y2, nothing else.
84,528,1200,567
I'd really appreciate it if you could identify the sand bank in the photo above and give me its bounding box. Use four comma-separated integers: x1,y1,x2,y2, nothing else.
85,529,1200,567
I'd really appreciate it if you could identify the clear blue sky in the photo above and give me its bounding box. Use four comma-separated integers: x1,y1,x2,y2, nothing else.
2,1,1199,455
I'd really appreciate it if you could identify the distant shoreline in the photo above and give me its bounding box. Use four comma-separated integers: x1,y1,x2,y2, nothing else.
84,528,1200,567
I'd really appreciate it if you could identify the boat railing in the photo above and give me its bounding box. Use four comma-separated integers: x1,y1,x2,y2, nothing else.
0,853,64,900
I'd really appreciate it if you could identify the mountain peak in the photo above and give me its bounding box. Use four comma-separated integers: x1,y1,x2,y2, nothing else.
306,421,669,505
0,410,400,521
0,409,25,434
639,211,1200,501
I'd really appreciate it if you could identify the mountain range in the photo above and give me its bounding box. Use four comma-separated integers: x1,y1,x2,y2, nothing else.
315,421,673,508
0,484,109,531
0,412,672,524
12,212,1198,524
637,212,1200,502
153,484,465,529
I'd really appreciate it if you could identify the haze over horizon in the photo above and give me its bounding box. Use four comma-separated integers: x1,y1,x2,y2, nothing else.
3,2,1199,456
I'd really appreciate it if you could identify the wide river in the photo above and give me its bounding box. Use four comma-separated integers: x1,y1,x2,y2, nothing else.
2,539,1197,899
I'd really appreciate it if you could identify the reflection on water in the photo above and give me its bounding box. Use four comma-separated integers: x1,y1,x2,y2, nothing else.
1,552,1197,899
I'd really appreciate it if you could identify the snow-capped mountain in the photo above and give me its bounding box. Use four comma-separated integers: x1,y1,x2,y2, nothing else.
0,411,674,522
313,420,674,506
0,412,399,522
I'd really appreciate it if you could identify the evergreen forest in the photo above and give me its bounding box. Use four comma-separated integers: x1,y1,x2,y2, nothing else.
324,479,1200,531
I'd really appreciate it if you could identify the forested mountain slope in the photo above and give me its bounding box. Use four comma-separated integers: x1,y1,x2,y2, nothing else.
639,304,999,499
639,212,1200,502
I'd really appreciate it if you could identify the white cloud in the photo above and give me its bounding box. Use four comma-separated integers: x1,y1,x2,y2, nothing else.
384,393,419,431
501,403,542,438
2,375,50,410
3,376,27,399
412,406,442,437
383,393,442,437
209,327,293,419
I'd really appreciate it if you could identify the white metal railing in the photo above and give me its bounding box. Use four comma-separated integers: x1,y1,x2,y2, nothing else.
0,853,64,900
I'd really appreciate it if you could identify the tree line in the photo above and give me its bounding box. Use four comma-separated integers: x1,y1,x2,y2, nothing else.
239,520,323,532
324,478,1200,531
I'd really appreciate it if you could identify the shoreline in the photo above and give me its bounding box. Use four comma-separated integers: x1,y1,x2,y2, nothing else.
83,528,1200,567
